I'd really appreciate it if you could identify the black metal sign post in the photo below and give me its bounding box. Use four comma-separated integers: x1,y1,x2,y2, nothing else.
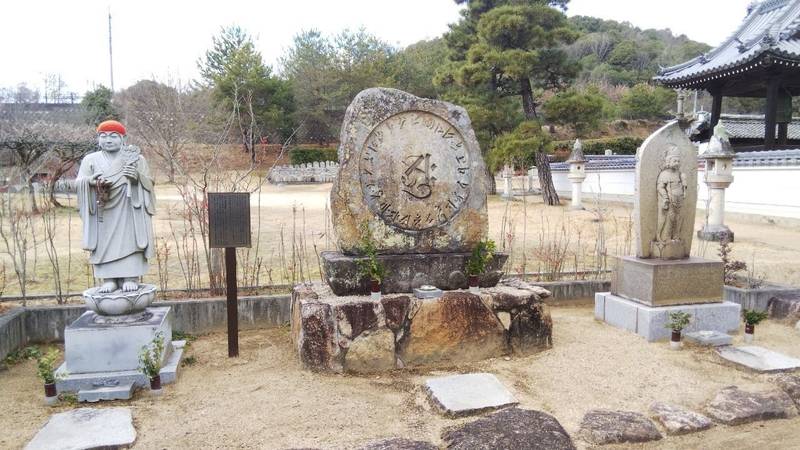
208,192,251,358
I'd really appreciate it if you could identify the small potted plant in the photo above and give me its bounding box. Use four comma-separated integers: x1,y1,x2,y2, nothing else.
36,348,64,405
139,332,165,395
742,309,769,343
356,227,386,300
466,239,496,293
664,311,692,350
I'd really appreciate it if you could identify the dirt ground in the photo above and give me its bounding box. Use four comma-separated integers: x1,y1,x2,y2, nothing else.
2,305,799,450
4,181,800,298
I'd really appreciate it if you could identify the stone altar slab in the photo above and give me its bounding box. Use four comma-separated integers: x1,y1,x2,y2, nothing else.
425,373,517,417
611,256,723,306
684,330,732,346
321,251,508,295
64,306,172,373
330,87,489,255
595,293,740,341
25,408,136,450
717,346,800,372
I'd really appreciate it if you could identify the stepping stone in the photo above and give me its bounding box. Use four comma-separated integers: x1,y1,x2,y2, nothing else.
578,409,662,445
443,408,575,450
774,374,800,408
684,330,732,347
649,402,713,435
26,407,136,450
358,438,438,450
717,346,800,372
425,373,517,417
78,383,135,402
705,386,797,425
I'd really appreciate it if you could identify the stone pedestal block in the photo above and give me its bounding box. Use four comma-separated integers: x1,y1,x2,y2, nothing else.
56,307,184,398
595,293,740,342
611,256,723,306
65,307,173,373
321,251,508,295
697,227,734,243
291,282,552,373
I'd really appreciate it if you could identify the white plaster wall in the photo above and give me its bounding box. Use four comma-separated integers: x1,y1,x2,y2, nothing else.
546,165,800,220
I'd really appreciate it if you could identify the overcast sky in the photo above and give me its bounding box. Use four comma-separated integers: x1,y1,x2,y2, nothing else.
1,0,754,96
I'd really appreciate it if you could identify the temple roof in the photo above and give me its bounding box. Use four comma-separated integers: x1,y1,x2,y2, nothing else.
721,114,800,139
654,0,800,90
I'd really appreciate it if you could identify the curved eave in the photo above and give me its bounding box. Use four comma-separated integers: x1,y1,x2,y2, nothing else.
654,50,800,89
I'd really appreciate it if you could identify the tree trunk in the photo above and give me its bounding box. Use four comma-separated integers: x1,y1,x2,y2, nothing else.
535,151,560,206
486,166,496,195
520,78,538,120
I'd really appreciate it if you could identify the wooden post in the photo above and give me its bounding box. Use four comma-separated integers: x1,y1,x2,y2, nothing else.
225,247,238,357
710,90,723,131
765,79,780,149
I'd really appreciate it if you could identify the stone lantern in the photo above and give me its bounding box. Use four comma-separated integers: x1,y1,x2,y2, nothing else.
698,123,736,242
567,139,587,210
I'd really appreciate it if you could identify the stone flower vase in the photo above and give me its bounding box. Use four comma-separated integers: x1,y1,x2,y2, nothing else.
744,323,755,343
670,330,682,350
370,279,381,301
468,275,480,294
149,374,162,396
44,382,58,406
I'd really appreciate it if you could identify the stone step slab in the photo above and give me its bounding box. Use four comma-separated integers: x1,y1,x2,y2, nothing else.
773,374,800,408
78,383,135,402
25,407,136,450
425,373,517,417
705,386,797,425
442,408,575,450
578,409,663,445
717,345,800,372
683,330,732,346
358,438,438,450
649,402,713,435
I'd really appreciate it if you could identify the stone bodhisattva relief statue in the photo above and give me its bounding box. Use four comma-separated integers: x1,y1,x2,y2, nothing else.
653,146,687,258
76,120,156,301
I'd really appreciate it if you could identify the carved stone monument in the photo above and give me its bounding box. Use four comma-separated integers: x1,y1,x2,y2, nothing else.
293,88,552,373
56,120,183,401
324,88,506,294
595,121,740,341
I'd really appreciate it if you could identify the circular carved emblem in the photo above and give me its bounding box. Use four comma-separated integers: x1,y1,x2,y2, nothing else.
360,111,471,231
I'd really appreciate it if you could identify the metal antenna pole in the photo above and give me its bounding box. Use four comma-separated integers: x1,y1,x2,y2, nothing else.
108,9,114,92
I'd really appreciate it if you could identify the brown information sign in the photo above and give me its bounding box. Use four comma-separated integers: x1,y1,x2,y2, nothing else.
208,192,252,249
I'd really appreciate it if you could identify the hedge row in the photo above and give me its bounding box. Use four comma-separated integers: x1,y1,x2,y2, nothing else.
289,147,338,165
552,136,643,155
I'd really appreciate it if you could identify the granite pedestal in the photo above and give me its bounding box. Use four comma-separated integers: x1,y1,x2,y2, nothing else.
321,251,508,296
56,307,184,400
595,293,740,342
611,256,723,306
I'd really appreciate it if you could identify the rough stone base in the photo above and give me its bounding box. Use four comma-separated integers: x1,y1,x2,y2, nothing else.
321,251,508,295
697,227,734,242
291,282,552,373
595,293,740,342
612,256,723,306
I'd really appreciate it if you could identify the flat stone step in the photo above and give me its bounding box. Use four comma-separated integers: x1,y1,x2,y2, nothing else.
425,373,517,417
578,409,662,445
717,346,800,372
705,386,797,425
443,408,575,450
78,383,135,402
684,330,732,346
25,407,136,450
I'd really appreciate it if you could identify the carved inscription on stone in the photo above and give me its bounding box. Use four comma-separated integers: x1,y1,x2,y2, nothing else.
359,111,471,232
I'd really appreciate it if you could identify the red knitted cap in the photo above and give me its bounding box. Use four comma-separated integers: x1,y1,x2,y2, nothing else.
96,120,126,136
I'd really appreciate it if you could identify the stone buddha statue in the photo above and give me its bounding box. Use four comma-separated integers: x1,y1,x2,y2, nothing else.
76,120,156,296
652,145,687,258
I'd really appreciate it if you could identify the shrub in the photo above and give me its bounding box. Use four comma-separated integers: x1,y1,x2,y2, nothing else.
35,349,62,384
466,239,497,276
664,311,691,332
139,332,165,379
552,136,643,156
355,225,386,283
742,309,768,326
543,87,607,138
289,147,338,165
619,83,675,120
